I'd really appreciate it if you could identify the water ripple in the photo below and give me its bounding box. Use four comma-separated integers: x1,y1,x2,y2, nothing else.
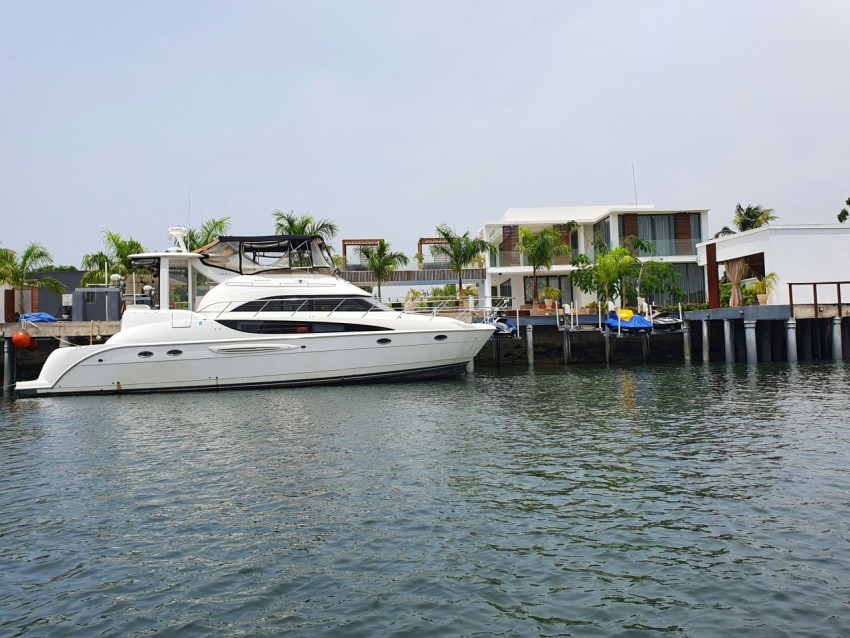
2,362,850,636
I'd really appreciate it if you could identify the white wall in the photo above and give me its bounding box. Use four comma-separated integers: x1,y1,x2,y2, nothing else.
699,225,850,305
766,229,850,304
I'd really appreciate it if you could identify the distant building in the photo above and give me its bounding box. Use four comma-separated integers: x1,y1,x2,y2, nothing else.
33,271,85,318
480,204,709,309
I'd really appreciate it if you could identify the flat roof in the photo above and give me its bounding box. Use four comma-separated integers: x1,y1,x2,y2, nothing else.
487,204,708,226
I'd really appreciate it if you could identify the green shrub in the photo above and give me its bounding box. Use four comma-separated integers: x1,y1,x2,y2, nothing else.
540,286,561,301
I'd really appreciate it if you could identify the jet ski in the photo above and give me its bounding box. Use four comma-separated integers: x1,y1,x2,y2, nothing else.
604,309,654,333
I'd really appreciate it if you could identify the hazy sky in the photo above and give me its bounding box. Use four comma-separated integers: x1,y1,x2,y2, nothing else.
2,0,848,266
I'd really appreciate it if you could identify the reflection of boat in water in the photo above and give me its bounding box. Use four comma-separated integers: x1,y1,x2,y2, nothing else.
16,231,495,396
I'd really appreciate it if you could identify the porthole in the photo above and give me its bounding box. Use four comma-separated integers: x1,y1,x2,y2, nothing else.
434,334,448,341
166,349,183,357
377,338,392,345
137,351,154,358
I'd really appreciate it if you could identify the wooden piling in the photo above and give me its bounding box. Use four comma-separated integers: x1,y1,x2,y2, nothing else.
3,338,16,399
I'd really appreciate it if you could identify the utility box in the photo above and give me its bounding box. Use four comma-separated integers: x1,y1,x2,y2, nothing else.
61,294,73,320
71,287,122,322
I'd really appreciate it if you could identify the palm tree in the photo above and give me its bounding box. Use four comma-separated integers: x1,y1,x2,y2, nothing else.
733,203,777,232
80,231,146,286
593,246,639,307
430,224,496,298
183,216,232,251
272,210,339,242
516,226,571,304
712,204,777,238
0,242,65,316
571,235,640,309
837,197,849,223
357,240,408,299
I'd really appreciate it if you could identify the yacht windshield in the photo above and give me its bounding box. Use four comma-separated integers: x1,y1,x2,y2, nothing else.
200,235,335,275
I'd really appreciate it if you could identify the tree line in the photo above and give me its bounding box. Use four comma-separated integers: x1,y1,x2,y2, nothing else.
0,211,492,312
3,199,820,315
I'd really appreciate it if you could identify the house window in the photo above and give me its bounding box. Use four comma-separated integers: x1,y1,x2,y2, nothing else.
593,218,611,251
620,213,701,256
650,263,706,305
523,275,573,304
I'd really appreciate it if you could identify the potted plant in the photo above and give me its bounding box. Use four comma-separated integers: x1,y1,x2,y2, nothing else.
540,286,561,310
405,288,424,311
414,252,425,270
460,284,478,308
751,272,778,305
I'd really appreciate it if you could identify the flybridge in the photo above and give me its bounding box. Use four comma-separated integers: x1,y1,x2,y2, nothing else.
203,235,336,275
128,234,338,311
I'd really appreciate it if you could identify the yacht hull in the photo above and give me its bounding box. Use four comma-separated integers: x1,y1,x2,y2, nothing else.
15,322,494,396
15,232,498,397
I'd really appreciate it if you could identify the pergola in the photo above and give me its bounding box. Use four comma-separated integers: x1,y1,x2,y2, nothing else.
341,239,382,262
703,240,766,307
417,237,449,257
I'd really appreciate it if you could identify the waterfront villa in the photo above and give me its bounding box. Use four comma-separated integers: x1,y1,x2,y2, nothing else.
480,204,709,310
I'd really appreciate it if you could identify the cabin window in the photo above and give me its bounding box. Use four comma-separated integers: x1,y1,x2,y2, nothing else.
216,320,390,334
233,296,388,313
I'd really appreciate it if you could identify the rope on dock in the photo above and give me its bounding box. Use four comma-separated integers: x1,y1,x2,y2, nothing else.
21,320,80,348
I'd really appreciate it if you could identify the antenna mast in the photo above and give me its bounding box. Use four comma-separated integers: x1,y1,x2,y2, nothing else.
631,163,638,204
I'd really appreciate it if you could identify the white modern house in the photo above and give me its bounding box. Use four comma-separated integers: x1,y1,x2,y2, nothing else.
697,224,850,308
480,204,710,309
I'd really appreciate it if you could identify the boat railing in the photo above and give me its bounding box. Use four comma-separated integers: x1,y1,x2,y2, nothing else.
398,296,515,324
197,295,515,324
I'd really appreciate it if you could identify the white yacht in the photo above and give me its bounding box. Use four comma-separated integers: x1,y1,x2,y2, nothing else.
16,230,495,396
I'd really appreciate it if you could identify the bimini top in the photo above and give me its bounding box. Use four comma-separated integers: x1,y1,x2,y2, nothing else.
200,235,335,275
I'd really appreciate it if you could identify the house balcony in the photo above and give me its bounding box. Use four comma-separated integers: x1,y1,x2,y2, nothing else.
488,251,578,269
622,238,703,257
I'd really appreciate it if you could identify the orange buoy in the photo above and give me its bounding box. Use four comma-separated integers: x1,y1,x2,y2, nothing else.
12,329,31,349
27,338,39,350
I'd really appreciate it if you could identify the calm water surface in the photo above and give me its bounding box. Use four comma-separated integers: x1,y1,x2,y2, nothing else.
2,363,850,637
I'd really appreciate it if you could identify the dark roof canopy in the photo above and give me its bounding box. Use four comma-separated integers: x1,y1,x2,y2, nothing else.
218,234,323,244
